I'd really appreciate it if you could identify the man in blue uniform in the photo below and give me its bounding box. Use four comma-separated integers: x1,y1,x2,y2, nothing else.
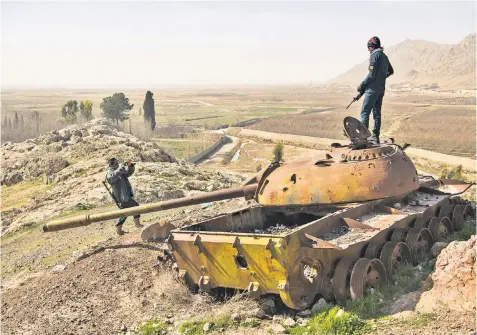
357,36,394,144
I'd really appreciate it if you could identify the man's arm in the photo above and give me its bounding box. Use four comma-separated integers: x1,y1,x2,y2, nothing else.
387,60,394,78
106,166,127,184
359,52,380,91
126,163,135,177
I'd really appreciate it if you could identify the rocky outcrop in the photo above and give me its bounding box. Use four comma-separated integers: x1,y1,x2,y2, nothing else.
1,118,245,234
2,118,176,187
416,235,476,313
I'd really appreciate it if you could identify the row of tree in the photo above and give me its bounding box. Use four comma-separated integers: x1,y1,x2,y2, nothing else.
59,91,157,131
2,111,46,142
61,100,94,122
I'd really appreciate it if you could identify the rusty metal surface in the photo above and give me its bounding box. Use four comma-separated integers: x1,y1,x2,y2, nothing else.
256,144,420,206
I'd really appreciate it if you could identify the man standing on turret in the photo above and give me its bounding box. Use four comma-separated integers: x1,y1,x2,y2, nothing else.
357,36,394,144
106,157,143,235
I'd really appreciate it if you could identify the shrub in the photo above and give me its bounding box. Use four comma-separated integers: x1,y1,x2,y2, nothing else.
272,142,284,162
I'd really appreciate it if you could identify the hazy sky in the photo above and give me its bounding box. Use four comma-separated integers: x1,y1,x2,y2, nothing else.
2,1,476,88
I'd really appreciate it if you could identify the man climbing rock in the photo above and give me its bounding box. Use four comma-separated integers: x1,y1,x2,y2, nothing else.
106,157,143,235
357,36,394,144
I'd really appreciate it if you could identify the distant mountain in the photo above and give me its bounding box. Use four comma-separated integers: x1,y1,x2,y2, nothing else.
329,34,476,90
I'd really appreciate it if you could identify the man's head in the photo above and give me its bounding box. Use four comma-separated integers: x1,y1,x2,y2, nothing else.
367,36,381,52
108,157,119,169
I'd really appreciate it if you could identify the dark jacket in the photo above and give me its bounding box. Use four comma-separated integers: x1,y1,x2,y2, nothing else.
359,48,394,94
106,164,135,203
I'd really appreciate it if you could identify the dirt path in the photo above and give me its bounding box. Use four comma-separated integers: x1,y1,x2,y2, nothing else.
235,128,476,172
198,135,240,168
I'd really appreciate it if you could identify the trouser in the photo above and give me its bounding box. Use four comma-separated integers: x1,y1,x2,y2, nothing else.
360,91,384,137
116,198,140,226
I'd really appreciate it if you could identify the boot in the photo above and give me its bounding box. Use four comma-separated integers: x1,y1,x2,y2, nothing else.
369,134,380,144
134,218,144,229
116,225,128,235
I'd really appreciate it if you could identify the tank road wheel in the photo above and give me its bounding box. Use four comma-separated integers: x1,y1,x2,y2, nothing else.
405,228,433,265
461,204,475,218
319,260,340,302
332,257,355,305
452,204,473,230
350,258,387,300
278,260,320,310
438,205,455,221
428,217,453,241
379,241,412,280
364,242,385,259
413,216,431,230
391,228,410,242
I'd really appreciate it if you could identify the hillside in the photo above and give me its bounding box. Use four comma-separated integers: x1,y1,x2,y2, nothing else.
330,34,476,90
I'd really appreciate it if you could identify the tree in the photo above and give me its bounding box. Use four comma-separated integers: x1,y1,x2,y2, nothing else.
79,100,93,121
138,107,142,116
143,91,156,130
61,100,79,121
2,115,8,128
20,115,25,132
100,93,134,124
13,112,19,129
272,142,284,162
33,111,40,132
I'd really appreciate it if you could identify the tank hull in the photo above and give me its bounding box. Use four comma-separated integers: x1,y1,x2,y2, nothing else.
170,179,473,309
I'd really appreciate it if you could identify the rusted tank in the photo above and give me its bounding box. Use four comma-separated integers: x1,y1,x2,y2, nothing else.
43,117,419,233
42,116,475,309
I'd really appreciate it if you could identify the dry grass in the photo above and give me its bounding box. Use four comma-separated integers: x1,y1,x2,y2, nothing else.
151,269,259,319
250,103,475,158
396,107,476,157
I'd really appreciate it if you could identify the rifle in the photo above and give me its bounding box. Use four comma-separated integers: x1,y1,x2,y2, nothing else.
102,180,122,209
346,92,364,109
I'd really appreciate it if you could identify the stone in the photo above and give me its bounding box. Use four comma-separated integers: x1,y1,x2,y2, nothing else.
52,265,66,272
267,324,286,334
252,308,272,320
231,313,241,322
203,322,212,332
416,236,476,313
259,297,276,315
311,298,328,315
283,317,296,327
386,291,421,314
297,318,308,326
296,309,311,318
393,203,402,210
1,169,23,186
430,242,449,258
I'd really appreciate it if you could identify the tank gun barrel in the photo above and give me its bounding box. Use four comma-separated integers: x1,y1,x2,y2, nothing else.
43,184,258,232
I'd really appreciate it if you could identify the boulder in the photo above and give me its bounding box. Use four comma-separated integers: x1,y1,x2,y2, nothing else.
416,236,476,313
